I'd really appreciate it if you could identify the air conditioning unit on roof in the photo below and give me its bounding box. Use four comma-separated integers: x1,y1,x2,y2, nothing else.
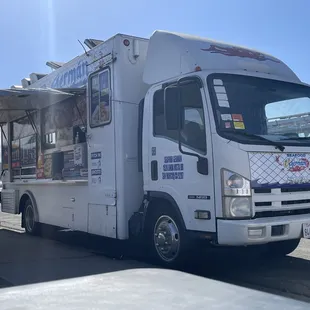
21,78,31,88
11,85,23,90
46,61,64,70
84,38,104,49
29,72,47,84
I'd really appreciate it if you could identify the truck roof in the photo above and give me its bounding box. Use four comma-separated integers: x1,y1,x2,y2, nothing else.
143,30,300,85
25,33,140,90
15,30,301,90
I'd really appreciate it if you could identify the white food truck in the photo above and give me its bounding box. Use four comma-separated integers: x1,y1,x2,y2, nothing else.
1,30,310,265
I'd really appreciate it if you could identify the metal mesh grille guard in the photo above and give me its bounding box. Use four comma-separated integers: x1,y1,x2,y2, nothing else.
249,152,310,188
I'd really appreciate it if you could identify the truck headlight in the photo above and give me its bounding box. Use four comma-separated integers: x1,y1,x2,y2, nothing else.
222,169,252,218
223,197,252,218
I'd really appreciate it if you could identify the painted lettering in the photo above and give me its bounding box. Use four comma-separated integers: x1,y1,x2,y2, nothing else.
51,60,89,89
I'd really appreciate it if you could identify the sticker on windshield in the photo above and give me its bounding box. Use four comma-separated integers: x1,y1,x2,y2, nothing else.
216,93,228,101
214,86,226,94
213,79,223,85
221,114,232,121
232,114,243,122
224,121,232,129
218,100,230,108
234,121,245,130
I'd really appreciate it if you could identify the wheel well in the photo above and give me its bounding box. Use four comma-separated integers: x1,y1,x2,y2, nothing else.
146,197,186,230
19,194,30,214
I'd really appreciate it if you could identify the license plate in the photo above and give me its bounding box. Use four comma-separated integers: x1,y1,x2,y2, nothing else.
302,223,310,239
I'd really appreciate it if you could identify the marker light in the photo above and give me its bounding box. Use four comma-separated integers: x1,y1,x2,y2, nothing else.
123,39,130,46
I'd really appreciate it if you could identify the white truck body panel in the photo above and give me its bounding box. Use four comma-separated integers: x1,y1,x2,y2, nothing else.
2,34,149,239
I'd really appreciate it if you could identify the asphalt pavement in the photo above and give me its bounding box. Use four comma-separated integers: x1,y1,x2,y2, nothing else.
0,211,310,303
0,212,150,287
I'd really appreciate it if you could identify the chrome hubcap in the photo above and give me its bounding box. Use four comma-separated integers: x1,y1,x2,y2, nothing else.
25,205,35,232
154,215,180,262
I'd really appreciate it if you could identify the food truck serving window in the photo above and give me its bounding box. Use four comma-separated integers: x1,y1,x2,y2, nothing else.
89,69,111,127
11,113,39,177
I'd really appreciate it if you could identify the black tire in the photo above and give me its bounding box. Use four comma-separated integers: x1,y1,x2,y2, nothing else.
22,199,40,236
266,238,300,257
145,203,192,267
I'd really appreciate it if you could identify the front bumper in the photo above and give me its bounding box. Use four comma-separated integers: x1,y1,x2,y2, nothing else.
217,214,310,246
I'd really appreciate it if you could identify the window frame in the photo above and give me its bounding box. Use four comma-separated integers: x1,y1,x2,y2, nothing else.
88,67,112,128
1,123,9,170
10,113,39,178
152,80,207,155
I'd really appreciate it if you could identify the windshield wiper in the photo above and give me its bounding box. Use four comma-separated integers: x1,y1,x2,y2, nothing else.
223,131,285,152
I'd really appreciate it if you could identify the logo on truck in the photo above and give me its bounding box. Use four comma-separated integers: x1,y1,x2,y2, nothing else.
51,60,89,89
201,44,280,63
276,154,310,172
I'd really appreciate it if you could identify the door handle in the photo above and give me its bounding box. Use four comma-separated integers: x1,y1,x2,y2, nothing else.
151,160,158,181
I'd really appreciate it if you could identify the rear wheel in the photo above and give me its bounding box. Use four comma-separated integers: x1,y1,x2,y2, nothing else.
266,239,300,257
146,204,191,267
22,199,40,235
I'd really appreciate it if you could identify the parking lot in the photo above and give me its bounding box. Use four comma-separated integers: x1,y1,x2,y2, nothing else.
0,211,310,303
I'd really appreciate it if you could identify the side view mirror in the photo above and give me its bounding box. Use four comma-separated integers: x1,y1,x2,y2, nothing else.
164,86,180,131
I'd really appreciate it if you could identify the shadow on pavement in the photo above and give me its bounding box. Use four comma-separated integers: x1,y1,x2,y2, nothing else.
42,225,310,303
0,228,149,288
1,225,310,303
181,246,310,303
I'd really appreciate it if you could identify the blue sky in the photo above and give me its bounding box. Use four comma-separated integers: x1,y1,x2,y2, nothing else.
0,0,309,88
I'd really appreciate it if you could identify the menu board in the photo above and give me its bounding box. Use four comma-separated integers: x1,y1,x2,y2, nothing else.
11,140,20,168
64,150,75,169
62,144,88,179
20,135,36,167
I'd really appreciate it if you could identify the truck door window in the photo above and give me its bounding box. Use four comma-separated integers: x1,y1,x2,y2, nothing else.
89,70,111,127
153,83,206,153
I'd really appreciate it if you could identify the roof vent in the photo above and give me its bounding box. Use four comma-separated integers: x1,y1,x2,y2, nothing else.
21,78,31,88
46,61,64,70
29,73,47,84
84,38,104,49
10,85,23,90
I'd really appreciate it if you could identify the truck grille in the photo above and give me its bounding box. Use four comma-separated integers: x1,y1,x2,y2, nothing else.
253,187,310,218
254,208,310,219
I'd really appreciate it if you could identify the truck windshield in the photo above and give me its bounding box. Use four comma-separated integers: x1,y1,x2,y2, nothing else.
207,74,310,146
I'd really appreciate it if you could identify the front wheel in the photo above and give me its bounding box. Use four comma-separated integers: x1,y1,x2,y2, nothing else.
22,199,40,235
266,238,300,257
146,205,191,267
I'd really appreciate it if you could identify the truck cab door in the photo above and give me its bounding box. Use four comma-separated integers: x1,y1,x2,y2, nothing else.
144,78,216,234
